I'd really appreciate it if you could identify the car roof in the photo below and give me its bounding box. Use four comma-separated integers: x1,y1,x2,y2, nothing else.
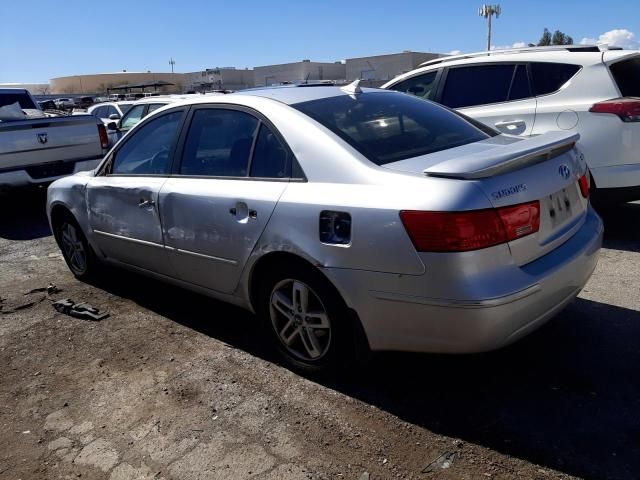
231,85,389,105
383,48,640,88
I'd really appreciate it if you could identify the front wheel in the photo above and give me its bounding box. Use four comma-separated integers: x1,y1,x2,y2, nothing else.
259,265,351,375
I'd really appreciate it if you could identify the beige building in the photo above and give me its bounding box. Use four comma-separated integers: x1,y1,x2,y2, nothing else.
183,68,254,92
254,60,346,87
345,51,442,87
49,72,185,94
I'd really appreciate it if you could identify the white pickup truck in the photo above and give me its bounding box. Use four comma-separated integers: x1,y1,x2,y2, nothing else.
0,88,108,191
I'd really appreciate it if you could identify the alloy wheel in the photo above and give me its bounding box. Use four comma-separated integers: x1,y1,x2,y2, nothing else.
60,222,87,275
269,279,332,362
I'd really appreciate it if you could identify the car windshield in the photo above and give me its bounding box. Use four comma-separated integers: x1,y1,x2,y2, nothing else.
119,103,134,114
293,92,492,165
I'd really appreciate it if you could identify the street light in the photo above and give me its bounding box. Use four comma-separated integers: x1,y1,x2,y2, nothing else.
478,4,501,51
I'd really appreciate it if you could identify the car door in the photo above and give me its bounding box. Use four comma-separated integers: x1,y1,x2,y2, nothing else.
86,108,186,274
159,106,294,294
438,63,537,136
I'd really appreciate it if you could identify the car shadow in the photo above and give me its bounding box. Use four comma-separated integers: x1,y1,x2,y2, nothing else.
89,269,640,480
0,188,51,241
597,201,640,253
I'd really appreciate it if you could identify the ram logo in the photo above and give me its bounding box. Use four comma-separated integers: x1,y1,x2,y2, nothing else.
37,133,48,144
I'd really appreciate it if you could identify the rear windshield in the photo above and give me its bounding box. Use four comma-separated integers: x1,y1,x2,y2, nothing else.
610,57,640,97
0,93,36,109
293,92,492,165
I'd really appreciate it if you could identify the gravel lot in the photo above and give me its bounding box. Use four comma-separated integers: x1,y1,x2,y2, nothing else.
1,190,639,480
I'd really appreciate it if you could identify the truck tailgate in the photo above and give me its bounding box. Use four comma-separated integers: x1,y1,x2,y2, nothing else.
0,115,103,171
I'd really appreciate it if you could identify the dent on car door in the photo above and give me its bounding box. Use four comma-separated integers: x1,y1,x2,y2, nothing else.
159,107,292,294
86,109,185,274
440,64,537,136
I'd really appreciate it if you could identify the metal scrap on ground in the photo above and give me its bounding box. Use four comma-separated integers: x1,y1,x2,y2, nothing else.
52,298,109,321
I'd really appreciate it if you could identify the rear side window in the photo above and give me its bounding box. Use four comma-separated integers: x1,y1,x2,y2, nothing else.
609,57,640,97
389,71,439,100
529,62,581,96
441,64,524,108
250,124,290,178
0,93,36,109
293,92,492,165
180,109,259,177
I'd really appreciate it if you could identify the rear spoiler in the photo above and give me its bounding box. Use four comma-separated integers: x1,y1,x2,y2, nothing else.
423,131,580,180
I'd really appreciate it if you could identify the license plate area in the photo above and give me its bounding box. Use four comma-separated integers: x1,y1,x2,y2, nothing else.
543,187,575,228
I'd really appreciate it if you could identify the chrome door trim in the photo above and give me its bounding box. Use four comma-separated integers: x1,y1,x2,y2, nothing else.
164,246,237,265
93,229,165,249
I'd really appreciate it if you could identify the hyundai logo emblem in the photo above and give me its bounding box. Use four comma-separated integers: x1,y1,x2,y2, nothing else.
558,164,571,180
37,133,48,144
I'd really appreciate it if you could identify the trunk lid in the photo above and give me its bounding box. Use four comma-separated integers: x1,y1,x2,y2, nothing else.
385,131,589,265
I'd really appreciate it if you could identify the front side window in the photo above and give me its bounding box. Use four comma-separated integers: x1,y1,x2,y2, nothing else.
120,104,146,130
250,124,290,178
180,109,259,177
293,92,492,165
111,110,183,175
441,64,516,108
389,71,439,101
529,62,581,96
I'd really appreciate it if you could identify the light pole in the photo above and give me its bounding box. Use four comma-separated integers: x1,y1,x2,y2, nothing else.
169,57,176,73
478,4,501,51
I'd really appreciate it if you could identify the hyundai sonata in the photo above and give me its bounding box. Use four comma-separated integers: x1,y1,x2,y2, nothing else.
47,82,603,373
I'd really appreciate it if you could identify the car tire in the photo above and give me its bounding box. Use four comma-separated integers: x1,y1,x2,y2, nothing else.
54,213,99,280
258,264,351,375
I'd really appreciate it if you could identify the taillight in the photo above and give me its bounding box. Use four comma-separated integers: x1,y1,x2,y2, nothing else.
589,97,640,122
97,123,109,149
578,174,590,198
400,201,540,252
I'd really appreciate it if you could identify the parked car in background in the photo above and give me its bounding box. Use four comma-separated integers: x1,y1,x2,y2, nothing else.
88,101,133,126
0,89,108,190
383,45,640,203
76,96,95,109
106,95,205,145
54,97,76,109
47,85,602,373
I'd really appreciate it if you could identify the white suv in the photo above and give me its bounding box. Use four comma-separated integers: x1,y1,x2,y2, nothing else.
383,45,640,203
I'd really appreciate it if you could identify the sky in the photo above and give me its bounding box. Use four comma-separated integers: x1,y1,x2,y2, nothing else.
1,0,639,83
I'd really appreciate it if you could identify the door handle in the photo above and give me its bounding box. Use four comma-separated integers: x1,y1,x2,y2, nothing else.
495,120,526,131
138,199,155,208
229,207,237,215
249,209,257,219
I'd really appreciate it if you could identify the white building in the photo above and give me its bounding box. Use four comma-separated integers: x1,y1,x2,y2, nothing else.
253,60,346,87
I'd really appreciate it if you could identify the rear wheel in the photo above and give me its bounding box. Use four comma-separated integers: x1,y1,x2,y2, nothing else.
54,214,98,280
258,265,350,375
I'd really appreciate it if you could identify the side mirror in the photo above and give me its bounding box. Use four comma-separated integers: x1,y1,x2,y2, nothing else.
108,113,120,120
107,122,118,131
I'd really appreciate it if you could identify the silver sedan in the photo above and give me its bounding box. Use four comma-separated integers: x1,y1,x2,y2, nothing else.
47,83,603,373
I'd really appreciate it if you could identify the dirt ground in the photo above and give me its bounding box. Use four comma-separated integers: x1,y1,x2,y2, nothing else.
1,190,639,480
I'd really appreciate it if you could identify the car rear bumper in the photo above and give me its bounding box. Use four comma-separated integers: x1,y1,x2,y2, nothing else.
325,207,603,353
0,158,101,189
